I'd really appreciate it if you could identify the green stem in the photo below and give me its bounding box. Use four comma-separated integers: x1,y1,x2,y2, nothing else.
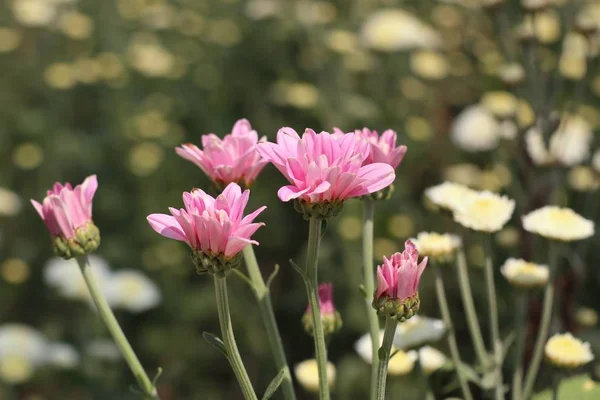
483,235,504,400
242,246,296,400
455,248,489,368
551,374,562,400
522,244,560,400
76,256,158,399
374,317,398,400
214,276,258,400
511,292,528,400
304,217,330,400
362,198,380,400
434,263,474,400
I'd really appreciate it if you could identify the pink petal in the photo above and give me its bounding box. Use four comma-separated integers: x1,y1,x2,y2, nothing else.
49,196,75,238
224,237,257,258
357,163,395,194
241,205,267,225
278,186,310,202
147,214,187,242
31,200,44,219
81,175,98,204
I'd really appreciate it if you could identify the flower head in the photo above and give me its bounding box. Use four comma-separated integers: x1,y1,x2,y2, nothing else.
373,241,427,320
257,128,395,218
108,270,162,313
295,359,336,392
522,206,594,241
411,232,461,263
176,119,268,188
545,332,594,369
0,324,47,384
351,128,407,169
451,105,500,152
31,175,100,259
303,283,343,338
453,191,515,233
418,346,447,375
425,182,478,213
500,258,549,289
392,315,446,350
147,182,266,276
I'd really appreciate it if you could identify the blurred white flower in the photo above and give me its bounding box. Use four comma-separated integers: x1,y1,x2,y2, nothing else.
481,91,517,120
411,232,461,261
361,9,441,52
500,258,549,289
592,149,600,173
0,324,47,384
453,191,515,233
85,339,121,361
43,255,114,305
0,187,21,217
388,350,417,376
522,206,594,242
109,270,162,313
545,333,593,369
425,182,478,212
245,0,280,20
418,346,447,374
12,0,56,27
295,359,336,392
451,105,500,152
45,342,80,369
526,116,593,167
128,42,174,78
393,316,446,350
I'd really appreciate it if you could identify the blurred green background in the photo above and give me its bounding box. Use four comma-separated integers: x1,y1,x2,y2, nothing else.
2,0,600,399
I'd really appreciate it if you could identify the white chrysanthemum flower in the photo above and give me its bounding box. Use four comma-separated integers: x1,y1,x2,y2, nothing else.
0,324,47,384
550,116,593,166
245,0,281,20
109,270,161,313
411,232,461,261
425,182,478,212
393,316,446,350
443,164,482,187
360,9,442,52
85,340,121,361
354,331,380,364
526,116,593,167
45,342,80,369
43,255,115,305
295,359,336,392
592,149,600,173
481,91,518,120
451,105,500,152
453,191,515,233
388,350,418,376
418,346,447,375
498,120,518,140
522,206,594,241
0,187,22,217
410,51,448,80
545,333,594,369
500,258,549,289
12,0,56,27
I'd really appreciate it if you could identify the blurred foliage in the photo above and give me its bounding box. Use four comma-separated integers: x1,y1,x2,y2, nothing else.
1,0,600,399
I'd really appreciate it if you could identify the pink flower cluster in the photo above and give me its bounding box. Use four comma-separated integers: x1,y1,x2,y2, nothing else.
176,119,268,187
257,128,396,203
147,183,265,258
31,175,98,239
376,241,428,301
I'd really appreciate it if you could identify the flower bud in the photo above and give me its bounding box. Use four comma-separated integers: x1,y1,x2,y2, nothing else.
191,251,243,278
31,175,100,260
373,241,427,321
366,184,394,201
303,283,343,338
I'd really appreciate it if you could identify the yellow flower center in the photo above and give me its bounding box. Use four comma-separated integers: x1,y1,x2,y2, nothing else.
0,355,34,384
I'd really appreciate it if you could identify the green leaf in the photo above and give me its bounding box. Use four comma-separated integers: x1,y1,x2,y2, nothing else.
532,375,600,399
202,332,228,359
456,362,481,384
501,332,517,363
261,368,286,400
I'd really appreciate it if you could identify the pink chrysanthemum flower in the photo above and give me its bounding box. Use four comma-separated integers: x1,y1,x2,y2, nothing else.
176,119,268,188
257,128,395,217
334,128,407,169
147,182,266,276
31,175,100,259
373,240,428,321
303,283,343,337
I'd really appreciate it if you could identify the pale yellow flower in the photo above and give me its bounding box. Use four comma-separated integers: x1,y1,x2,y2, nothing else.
576,308,598,328
454,191,515,233
418,346,447,374
443,163,481,187
0,28,21,53
522,206,594,241
425,182,478,212
411,232,461,261
534,11,561,44
295,359,336,392
545,333,593,369
410,51,448,80
568,166,598,192
481,91,518,119
12,0,56,27
498,63,525,86
500,258,549,289
361,9,441,52
59,11,94,40
0,187,21,217
592,149,600,173
388,350,417,375
559,54,587,80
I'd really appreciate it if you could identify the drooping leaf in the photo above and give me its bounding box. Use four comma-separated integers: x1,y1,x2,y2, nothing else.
261,368,286,400
202,332,228,359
